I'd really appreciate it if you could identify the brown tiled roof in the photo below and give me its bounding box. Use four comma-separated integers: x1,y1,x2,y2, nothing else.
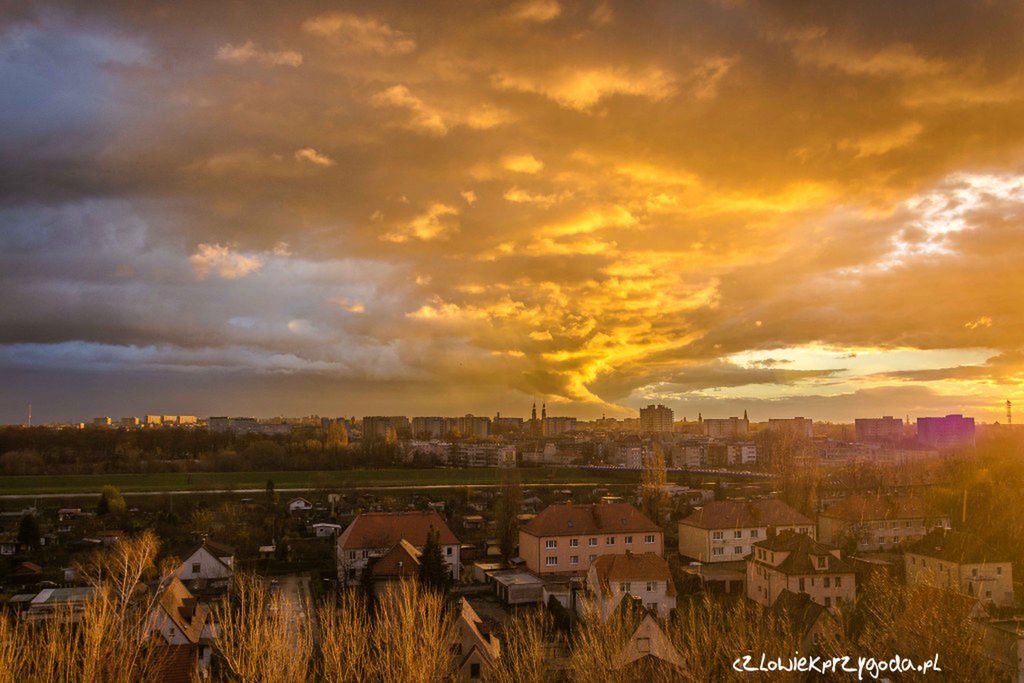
521,503,660,537
751,532,856,575
339,511,459,549
771,590,830,637
457,598,500,664
148,642,197,683
370,539,421,579
679,499,812,530
155,576,207,644
907,528,1007,564
591,552,676,596
821,495,945,522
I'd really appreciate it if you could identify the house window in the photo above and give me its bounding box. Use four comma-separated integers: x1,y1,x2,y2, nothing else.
570,538,579,547
712,531,723,540
621,582,631,592
646,582,655,592
446,546,453,555
470,662,481,679
816,556,826,569
570,555,579,565
824,577,831,588
835,576,842,588
545,557,557,566
997,567,1003,575
825,597,831,607
606,537,615,545
191,563,201,574
545,540,557,549
734,530,742,539
624,536,633,545
734,546,743,554
349,551,356,560
644,534,655,544
361,550,369,559
588,538,598,547
799,578,805,592
751,529,760,538
712,548,724,556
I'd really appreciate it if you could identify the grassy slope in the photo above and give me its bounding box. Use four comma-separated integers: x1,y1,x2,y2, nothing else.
0,467,642,494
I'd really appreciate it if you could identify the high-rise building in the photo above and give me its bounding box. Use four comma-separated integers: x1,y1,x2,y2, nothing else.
639,404,674,433
766,417,814,438
541,416,577,436
916,414,975,450
855,416,904,442
362,416,411,440
702,416,748,439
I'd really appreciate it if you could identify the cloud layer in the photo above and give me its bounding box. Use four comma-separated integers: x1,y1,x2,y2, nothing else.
3,1,1024,422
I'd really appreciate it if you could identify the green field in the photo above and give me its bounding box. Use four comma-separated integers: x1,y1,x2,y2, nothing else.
0,468,642,496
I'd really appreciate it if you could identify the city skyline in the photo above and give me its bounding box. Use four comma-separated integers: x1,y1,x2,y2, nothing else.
4,2,1024,423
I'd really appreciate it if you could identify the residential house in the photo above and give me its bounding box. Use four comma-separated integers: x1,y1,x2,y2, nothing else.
905,529,1014,607
453,598,501,681
518,503,664,575
612,610,685,675
746,531,856,609
678,499,815,564
175,540,234,592
336,510,461,585
584,551,676,621
818,495,950,551
146,575,215,673
770,589,838,652
287,497,314,514
369,539,422,595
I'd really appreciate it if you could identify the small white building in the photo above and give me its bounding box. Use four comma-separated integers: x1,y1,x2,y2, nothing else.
287,497,314,514
312,523,343,538
146,576,216,672
175,540,234,587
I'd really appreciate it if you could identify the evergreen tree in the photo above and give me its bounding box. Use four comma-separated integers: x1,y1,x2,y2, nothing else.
418,526,450,592
17,512,40,548
496,471,522,561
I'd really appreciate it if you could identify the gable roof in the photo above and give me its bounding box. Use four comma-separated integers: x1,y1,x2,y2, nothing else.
771,589,831,638
752,531,856,575
339,510,459,549
591,552,676,597
821,495,945,522
154,575,207,644
182,539,234,566
907,528,1007,564
613,614,685,671
457,598,500,664
521,503,659,538
370,539,422,579
679,499,812,530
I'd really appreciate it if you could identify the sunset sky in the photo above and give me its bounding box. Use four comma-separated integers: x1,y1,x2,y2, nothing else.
3,1,1024,423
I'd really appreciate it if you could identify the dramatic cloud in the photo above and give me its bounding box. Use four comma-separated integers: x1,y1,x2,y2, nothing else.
4,1,1024,422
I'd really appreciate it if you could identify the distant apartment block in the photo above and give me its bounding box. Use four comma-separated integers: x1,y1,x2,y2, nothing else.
703,417,748,439
519,503,663,575
678,499,815,563
542,416,577,436
670,440,708,468
492,415,524,434
453,443,516,467
207,417,290,436
92,417,112,427
855,416,904,442
726,442,758,466
916,414,976,450
639,404,674,433
746,532,856,609
817,495,951,551
766,417,814,438
362,415,411,440
904,529,1014,607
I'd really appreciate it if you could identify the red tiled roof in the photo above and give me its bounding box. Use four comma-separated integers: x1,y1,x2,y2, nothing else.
339,510,459,549
751,531,856,575
521,503,660,537
591,552,676,596
370,539,422,579
680,499,812,530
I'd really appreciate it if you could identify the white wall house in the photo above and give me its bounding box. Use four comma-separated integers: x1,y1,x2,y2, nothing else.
336,510,461,586
175,540,234,585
